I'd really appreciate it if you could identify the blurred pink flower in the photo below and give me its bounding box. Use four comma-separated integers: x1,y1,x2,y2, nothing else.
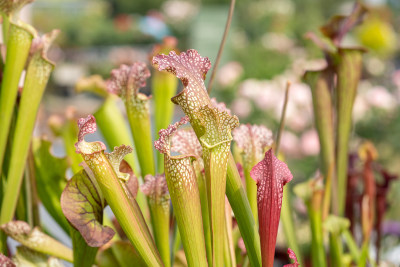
216,61,243,88
353,96,369,122
231,98,252,118
162,0,198,24
238,79,264,99
255,87,283,111
280,131,300,157
365,86,397,110
261,33,295,53
300,129,320,156
392,69,400,88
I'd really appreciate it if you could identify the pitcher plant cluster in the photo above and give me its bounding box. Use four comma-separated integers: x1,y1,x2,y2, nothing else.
0,0,397,267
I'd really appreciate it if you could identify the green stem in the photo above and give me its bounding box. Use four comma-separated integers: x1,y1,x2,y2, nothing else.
149,201,170,267
224,200,236,267
358,241,369,267
243,162,257,221
71,226,98,267
329,233,343,267
0,23,34,170
26,147,40,227
60,119,83,174
24,167,33,226
308,198,327,267
95,96,149,218
343,229,360,264
125,101,155,176
207,0,236,94
1,13,10,44
95,95,140,175
275,81,290,155
171,223,181,262
226,153,261,267
281,187,304,267
196,169,212,263
153,71,178,173
1,52,53,225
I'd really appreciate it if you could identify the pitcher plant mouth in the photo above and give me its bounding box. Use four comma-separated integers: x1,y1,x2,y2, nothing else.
155,116,208,266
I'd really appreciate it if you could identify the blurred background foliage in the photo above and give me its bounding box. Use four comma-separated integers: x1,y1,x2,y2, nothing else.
26,0,400,261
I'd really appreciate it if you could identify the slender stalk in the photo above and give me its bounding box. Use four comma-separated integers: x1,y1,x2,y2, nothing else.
226,154,261,267
148,202,170,267
26,147,40,227
125,102,155,176
358,241,369,267
329,233,344,267
172,223,181,262
95,95,140,175
94,96,149,218
1,51,53,225
196,169,212,263
243,159,257,221
281,188,304,266
24,167,33,226
309,191,327,267
0,23,34,170
61,120,83,173
275,81,291,155
343,229,360,263
1,13,10,44
207,0,236,94
224,199,236,267
142,174,171,267
153,70,178,173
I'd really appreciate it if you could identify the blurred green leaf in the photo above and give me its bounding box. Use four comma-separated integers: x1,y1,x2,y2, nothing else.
13,246,64,267
97,240,147,267
32,138,70,233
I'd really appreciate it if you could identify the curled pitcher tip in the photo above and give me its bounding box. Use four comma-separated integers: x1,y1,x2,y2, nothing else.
107,62,150,97
154,116,190,155
75,115,106,155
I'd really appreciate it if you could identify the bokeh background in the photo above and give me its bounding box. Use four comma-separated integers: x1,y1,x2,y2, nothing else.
14,0,400,263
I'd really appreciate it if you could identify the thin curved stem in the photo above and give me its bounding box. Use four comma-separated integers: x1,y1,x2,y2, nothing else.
207,0,236,94
275,81,291,155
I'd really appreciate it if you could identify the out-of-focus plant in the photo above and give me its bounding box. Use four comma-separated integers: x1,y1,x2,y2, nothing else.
304,2,367,216
1,1,398,266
